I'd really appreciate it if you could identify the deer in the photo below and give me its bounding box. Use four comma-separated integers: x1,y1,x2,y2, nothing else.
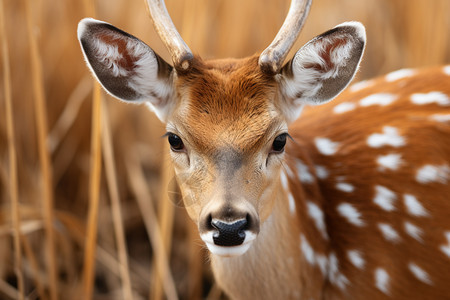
77,0,450,298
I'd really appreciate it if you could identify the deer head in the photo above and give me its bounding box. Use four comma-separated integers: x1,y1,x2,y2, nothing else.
77,0,365,257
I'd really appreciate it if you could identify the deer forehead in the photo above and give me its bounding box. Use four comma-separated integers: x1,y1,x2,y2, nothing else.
170,56,284,154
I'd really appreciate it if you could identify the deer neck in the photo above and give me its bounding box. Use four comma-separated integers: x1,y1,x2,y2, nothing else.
210,153,329,300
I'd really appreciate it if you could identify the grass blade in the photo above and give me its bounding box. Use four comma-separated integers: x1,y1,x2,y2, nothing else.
126,155,178,300
101,100,133,300
24,0,57,298
0,0,24,298
82,82,102,300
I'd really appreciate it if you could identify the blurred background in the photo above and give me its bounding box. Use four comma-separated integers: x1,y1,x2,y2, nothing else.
0,0,449,299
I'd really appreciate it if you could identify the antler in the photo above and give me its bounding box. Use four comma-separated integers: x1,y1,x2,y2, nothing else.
259,0,312,74
146,0,193,71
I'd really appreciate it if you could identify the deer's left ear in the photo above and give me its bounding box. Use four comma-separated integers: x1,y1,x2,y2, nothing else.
279,22,366,122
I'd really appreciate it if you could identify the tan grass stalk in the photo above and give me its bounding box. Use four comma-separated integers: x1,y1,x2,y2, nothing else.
53,137,80,184
125,156,178,300
101,100,133,300
82,82,103,300
56,210,150,288
0,220,42,237
48,75,92,153
0,278,19,299
0,0,24,298
24,0,58,298
82,0,102,296
151,143,176,300
60,205,152,288
21,234,47,300
96,246,149,288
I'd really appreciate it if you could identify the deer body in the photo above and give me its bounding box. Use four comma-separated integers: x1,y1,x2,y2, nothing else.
212,66,450,299
77,0,450,298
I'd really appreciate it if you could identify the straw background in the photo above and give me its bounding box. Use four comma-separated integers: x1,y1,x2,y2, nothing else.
0,0,449,299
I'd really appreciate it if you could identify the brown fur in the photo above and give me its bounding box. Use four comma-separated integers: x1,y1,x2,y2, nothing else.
173,61,450,299
174,56,280,153
79,17,450,299
287,66,450,299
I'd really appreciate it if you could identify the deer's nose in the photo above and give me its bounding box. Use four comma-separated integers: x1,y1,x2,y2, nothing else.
211,218,248,247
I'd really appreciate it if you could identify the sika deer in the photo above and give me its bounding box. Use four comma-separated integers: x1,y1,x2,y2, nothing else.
77,0,450,298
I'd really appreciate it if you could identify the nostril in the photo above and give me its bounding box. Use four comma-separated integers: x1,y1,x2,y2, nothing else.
205,214,214,231
244,213,251,231
211,219,247,247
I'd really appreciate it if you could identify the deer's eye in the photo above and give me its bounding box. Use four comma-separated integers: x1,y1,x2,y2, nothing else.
271,133,287,153
168,133,184,151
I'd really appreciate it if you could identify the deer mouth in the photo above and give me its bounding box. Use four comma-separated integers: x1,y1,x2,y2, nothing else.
201,231,257,257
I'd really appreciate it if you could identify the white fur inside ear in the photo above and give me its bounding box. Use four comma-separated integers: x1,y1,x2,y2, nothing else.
91,36,130,77
281,22,366,107
90,31,171,103
286,34,354,101
125,41,173,104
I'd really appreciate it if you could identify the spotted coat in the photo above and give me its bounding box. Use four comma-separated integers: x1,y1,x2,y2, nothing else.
284,66,450,299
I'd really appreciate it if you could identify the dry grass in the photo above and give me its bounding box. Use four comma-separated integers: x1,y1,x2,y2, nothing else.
0,0,449,299
0,0,24,299
24,0,57,298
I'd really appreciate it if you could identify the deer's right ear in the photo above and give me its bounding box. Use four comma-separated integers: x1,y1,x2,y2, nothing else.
77,18,174,121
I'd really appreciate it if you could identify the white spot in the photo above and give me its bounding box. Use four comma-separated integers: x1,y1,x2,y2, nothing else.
315,254,328,275
300,234,315,265
284,164,295,179
280,171,289,190
373,185,397,211
314,138,340,156
408,263,432,285
315,165,329,180
333,102,356,114
337,203,364,227
430,114,450,122
385,68,415,82
335,182,355,193
360,93,398,107
378,223,400,243
281,172,295,215
411,92,450,106
307,202,328,239
375,268,390,295
403,194,429,217
367,126,406,148
347,250,365,269
416,164,450,184
440,232,450,258
300,235,328,275
288,193,296,215
328,253,349,290
349,79,374,92
376,153,403,171
296,159,314,183
404,222,424,242
444,65,450,76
